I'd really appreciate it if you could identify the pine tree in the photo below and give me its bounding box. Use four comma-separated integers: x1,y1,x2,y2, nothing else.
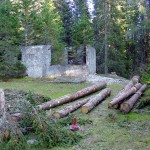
54,0,73,46
71,0,93,48
0,0,26,80
93,0,128,76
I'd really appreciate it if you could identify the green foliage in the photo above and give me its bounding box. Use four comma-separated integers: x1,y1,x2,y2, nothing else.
71,0,93,48
0,1,26,81
136,87,150,109
19,106,81,149
40,0,65,64
137,97,150,109
54,0,73,46
35,122,81,148
141,65,150,84
0,60,26,81
25,90,50,105
0,135,28,150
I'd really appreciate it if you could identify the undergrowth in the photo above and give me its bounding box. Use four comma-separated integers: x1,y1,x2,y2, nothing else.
0,90,84,150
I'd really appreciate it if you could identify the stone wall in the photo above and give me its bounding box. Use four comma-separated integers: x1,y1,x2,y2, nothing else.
21,45,51,78
21,45,96,78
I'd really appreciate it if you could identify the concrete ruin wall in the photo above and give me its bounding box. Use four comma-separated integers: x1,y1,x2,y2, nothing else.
21,45,96,78
21,45,51,78
86,45,96,74
48,65,88,77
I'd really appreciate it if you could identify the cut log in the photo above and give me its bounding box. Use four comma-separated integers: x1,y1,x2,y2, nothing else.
108,83,142,108
0,89,6,119
0,89,22,139
37,82,106,110
112,81,134,109
81,88,111,114
112,76,140,109
120,84,147,114
131,75,140,83
52,98,90,118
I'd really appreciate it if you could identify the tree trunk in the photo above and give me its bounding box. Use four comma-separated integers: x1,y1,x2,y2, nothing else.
0,89,22,140
81,88,111,114
104,0,108,74
110,76,139,109
52,98,90,118
120,84,147,114
0,89,6,119
108,83,142,108
37,82,106,110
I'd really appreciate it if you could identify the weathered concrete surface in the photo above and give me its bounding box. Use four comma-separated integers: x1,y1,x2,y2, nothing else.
52,76,86,83
21,45,96,78
48,65,88,78
21,45,51,78
86,45,96,74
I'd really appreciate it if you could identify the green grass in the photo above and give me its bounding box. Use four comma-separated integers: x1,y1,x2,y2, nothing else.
0,77,91,98
0,78,150,150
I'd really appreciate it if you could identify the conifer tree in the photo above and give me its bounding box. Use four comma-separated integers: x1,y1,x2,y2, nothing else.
0,0,26,80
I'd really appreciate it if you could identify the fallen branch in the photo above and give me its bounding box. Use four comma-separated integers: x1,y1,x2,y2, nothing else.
82,88,111,114
120,84,147,114
108,83,142,108
37,82,106,110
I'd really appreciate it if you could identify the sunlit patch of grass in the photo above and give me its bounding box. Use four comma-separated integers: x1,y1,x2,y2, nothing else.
0,77,91,98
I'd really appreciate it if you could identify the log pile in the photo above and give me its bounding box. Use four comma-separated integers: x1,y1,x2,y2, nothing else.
38,81,107,110
108,76,147,114
50,82,111,118
52,88,111,118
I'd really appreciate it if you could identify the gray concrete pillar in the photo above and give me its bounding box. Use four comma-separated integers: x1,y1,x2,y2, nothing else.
86,45,96,74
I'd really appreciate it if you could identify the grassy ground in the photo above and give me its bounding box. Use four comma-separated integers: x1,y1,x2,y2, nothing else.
0,78,150,150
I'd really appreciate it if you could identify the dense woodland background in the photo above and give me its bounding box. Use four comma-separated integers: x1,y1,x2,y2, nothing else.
0,0,150,81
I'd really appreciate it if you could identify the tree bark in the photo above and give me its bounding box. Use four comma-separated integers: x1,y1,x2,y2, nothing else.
111,75,140,109
131,75,140,83
52,98,90,118
81,88,111,114
0,89,6,119
120,84,147,114
108,83,142,108
104,0,108,74
37,82,107,110
0,89,22,139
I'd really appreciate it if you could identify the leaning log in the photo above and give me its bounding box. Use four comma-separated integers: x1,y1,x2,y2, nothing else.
131,75,140,83
108,83,142,108
37,82,106,110
114,75,140,99
112,76,140,109
82,88,111,114
52,98,90,118
112,81,134,109
120,84,147,114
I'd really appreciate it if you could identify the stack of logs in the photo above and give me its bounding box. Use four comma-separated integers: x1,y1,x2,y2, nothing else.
37,81,111,118
108,75,147,114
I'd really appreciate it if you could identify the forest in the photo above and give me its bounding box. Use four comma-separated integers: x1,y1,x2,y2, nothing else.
0,1,150,150
0,0,150,81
